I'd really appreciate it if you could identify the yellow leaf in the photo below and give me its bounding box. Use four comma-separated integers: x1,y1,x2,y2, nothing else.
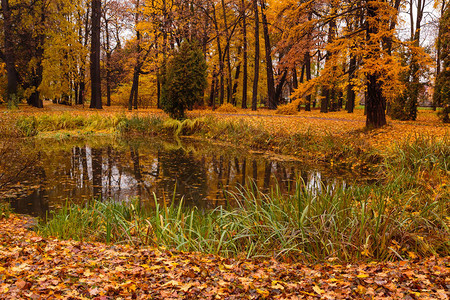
161,280,180,287
313,285,324,295
357,273,369,278
271,280,285,290
256,288,270,298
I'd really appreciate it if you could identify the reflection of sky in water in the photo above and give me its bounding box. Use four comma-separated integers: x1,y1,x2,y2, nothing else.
9,138,351,218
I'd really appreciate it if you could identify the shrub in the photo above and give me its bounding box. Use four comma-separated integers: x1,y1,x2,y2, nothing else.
216,103,238,113
276,100,299,115
161,42,207,119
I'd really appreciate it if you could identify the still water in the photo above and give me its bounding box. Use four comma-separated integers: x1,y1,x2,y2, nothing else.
7,137,351,218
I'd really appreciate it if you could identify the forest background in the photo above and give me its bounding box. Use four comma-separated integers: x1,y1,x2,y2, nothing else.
1,0,449,127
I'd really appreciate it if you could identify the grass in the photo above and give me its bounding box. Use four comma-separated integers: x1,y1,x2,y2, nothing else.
37,136,450,262
0,202,11,219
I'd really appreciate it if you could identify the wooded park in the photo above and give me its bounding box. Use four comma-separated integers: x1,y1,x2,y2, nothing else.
0,0,449,298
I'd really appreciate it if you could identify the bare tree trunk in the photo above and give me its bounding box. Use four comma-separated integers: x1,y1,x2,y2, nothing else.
128,0,141,110
242,0,248,109
105,19,112,106
1,0,19,104
304,51,312,111
252,0,260,111
408,0,425,120
260,0,276,109
232,46,242,105
90,0,102,109
366,1,387,128
346,54,356,113
221,0,233,104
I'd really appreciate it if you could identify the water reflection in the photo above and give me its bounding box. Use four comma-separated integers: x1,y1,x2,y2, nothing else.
8,137,349,217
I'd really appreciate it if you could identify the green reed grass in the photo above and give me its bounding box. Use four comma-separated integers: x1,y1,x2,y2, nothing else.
38,171,449,262
0,202,11,219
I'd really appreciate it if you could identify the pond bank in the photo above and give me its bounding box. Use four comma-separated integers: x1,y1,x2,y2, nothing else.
1,214,449,299
1,111,449,262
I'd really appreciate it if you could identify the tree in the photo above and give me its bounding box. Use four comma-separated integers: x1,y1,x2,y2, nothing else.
161,42,207,119
1,0,19,105
252,0,260,111
434,3,450,122
90,0,102,109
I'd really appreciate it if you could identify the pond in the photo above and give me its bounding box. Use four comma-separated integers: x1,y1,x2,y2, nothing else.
5,136,359,218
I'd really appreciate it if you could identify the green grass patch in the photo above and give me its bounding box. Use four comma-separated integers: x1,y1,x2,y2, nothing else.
0,202,12,219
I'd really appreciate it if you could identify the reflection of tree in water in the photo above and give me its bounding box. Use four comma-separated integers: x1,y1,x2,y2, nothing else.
9,152,49,218
91,148,103,198
158,148,208,207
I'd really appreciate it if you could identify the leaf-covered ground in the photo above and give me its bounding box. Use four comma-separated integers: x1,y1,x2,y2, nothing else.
1,216,449,299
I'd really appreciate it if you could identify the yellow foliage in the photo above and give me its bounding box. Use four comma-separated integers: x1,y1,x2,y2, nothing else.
216,103,238,113
275,100,300,115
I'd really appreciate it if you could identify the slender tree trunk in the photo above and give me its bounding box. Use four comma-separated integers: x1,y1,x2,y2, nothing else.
292,65,298,90
221,0,233,104
232,46,242,105
346,54,357,113
1,0,19,104
408,0,424,120
275,69,287,104
105,19,112,106
210,69,217,107
305,51,312,111
252,0,260,111
27,4,45,109
260,0,276,109
321,11,336,113
212,4,225,106
242,0,248,109
90,0,102,109
77,8,89,106
129,0,141,110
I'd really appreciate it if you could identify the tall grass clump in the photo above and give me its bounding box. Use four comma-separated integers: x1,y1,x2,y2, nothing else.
162,118,205,136
116,115,164,135
0,202,11,219
16,116,39,136
38,199,149,244
15,113,122,134
39,173,449,261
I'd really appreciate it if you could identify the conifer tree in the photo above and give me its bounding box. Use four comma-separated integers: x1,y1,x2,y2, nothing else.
161,42,207,119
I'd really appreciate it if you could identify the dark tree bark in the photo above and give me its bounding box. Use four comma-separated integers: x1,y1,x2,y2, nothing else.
252,0,260,111
275,69,287,104
407,0,425,120
346,54,357,113
321,12,336,113
365,1,387,128
129,0,141,110
232,45,242,105
209,68,217,107
221,0,233,104
105,19,112,107
90,0,102,109
241,0,248,109
304,51,312,111
260,0,276,109
212,4,225,106
292,65,298,91
1,0,19,103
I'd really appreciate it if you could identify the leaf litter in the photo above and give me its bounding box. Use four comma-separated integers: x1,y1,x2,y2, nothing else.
1,215,449,299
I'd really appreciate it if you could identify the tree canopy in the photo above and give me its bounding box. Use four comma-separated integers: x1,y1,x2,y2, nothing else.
0,0,447,127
